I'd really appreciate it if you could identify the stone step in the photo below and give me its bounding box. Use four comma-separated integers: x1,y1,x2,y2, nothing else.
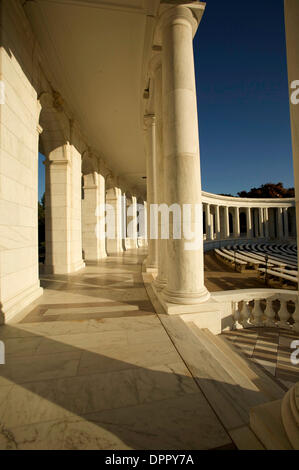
188,323,265,396
200,327,286,402
159,316,269,433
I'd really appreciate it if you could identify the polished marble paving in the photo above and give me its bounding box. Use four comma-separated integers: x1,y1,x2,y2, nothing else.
0,250,232,450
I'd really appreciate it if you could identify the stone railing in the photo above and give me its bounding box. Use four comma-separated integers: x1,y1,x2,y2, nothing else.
212,289,299,332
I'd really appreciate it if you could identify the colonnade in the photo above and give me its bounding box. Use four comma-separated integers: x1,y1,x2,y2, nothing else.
143,3,296,310
202,201,295,242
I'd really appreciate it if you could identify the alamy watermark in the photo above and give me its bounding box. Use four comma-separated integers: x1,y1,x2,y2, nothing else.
290,80,299,105
95,199,203,251
291,339,299,365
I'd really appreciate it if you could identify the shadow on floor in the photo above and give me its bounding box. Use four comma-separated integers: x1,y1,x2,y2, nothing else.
0,321,273,450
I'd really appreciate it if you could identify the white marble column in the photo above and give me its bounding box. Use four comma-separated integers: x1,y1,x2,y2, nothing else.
283,208,289,239
152,55,167,289
233,207,240,238
215,205,221,240
277,207,283,239
258,207,264,238
159,4,209,305
264,207,270,238
206,203,212,240
246,207,253,238
224,206,230,238
45,146,85,274
82,173,107,261
106,187,124,255
144,115,158,271
127,195,138,249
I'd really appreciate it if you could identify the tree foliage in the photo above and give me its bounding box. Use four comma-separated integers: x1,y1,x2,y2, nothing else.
237,182,294,199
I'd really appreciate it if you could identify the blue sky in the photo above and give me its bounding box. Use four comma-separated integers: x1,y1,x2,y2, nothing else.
39,0,293,201
195,0,293,195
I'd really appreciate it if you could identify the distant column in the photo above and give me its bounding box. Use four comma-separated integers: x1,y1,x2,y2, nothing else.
246,207,252,238
233,207,240,238
224,206,230,238
264,207,269,238
215,205,221,240
206,203,211,240
277,207,284,239
259,207,264,238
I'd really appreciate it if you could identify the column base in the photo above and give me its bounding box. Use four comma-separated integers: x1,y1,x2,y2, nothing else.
153,277,167,291
0,282,43,323
144,256,158,273
44,260,85,275
84,252,107,262
161,286,210,311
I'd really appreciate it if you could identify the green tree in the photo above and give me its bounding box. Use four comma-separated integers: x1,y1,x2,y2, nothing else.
237,182,294,199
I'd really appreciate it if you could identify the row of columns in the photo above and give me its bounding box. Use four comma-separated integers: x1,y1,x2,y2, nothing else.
203,204,293,241
44,152,147,273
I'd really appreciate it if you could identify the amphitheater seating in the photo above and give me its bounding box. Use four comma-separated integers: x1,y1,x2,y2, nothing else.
214,248,247,272
258,267,298,286
213,242,298,286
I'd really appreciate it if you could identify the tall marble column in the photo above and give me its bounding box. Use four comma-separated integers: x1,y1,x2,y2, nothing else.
277,207,284,239
283,208,289,239
233,207,240,238
152,55,167,289
224,206,230,238
105,187,124,255
144,115,158,271
246,207,252,238
45,145,85,274
159,4,209,305
82,172,107,261
215,205,221,240
126,195,138,249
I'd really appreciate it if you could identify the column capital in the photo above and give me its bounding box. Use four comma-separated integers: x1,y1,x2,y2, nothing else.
154,3,205,46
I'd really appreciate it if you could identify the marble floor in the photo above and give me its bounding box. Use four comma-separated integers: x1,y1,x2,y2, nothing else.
0,249,233,450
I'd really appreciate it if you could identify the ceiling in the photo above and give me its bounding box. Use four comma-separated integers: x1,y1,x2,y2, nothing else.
24,0,160,194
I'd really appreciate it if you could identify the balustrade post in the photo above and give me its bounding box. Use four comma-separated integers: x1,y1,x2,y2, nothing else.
252,299,264,327
264,298,277,327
